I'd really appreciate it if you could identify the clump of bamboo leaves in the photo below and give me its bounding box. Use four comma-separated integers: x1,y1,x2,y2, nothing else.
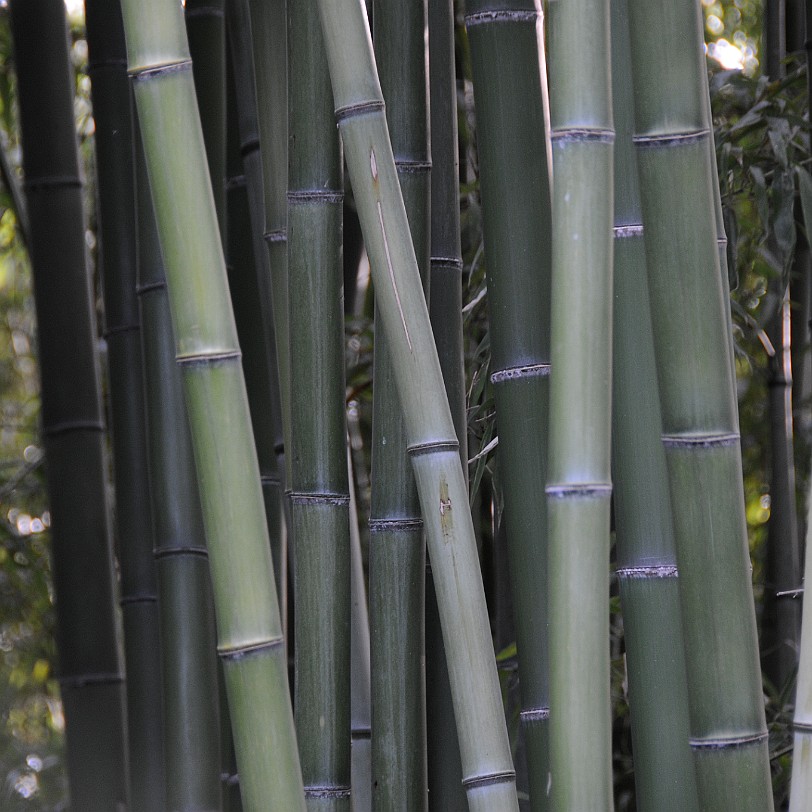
135,122,222,809
11,1,127,807
609,0,699,808
626,0,774,806
287,0,352,806
119,0,305,808
369,0,430,805
84,1,165,807
315,1,518,809
464,1,553,804
545,0,614,807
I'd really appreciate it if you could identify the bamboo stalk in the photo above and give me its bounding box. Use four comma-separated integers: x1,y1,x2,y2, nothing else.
546,0,614,806
626,1,774,806
135,120,222,812
119,2,305,808
11,1,127,806
84,2,165,808
369,0,430,806
226,0,288,625
316,2,519,809
609,1,699,808
464,2,553,805
426,0,467,806
287,0,352,806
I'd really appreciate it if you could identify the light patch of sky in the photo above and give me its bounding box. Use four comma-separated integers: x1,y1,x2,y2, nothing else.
64,0,84,21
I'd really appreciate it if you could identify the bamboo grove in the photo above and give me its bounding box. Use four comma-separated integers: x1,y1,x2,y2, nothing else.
7,0,812,809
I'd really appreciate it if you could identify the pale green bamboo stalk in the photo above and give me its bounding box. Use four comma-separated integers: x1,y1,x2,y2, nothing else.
426,0,467,806
11,2,127,806
464,5,553,804
287,0,352,806
609,1,699,808
119,3,305,809
626,1,774,807
546,0,614,807
84,2,166,808
135,120,222,812
226,0,288,625
790,462,812,809
316,2,518,809
370,0,430,806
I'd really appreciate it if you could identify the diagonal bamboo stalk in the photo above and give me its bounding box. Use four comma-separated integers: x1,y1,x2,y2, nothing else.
11,1,127,806
316,1,519,809
287,0,352,806
546,0,614,806
84,2,165,807
609,1,699,808
626,0,774,806
119,2,306,808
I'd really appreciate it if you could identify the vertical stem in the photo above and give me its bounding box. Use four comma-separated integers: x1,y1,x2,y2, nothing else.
11,1,127,807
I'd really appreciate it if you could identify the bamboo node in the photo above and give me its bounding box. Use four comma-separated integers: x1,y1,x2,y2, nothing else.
218,637,285,661
43,419,105,437
334,100,385,124
226,174,247,191
407,439,460,457
613,224,643,239
287,190,344,204
119,593,158,606
58,671,124,690
490,363,550,384
263,228,287,244
395,160,432,174
239,137,260,158
129,60,193,81
304,786,352,798
520,707,550,724
546,483,612,499
289,492,351,506
461,770,517,790
430,256,464,272
136,280,167,296
632,130,709,149
689,731,768,750
550,127,615,144
792,720,812,732
176,350,242,367
616,565,678,579
661,432,740,449
368,518,423,532
464,10,539,27
103,322,140,339
153,545,209,560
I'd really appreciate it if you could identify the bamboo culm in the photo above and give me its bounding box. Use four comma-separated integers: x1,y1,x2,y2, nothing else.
11,1,128,807
119,1,306,808
316,1,519,809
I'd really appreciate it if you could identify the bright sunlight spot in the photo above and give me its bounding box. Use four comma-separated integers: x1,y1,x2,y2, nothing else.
708,38,745,70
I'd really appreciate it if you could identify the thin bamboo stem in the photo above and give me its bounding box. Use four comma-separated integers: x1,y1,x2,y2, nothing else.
316,2,519,809
119,2,305,808
84,2,165,807
287,0,352,806
11,1,127,806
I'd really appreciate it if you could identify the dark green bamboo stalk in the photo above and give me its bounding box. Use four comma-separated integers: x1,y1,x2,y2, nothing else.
226,0,288,624
135,121,223,811
426,0,467,806
369,0,430,807
609,1,699,808
287,0,352,807
464,3,552,806
316,2,518,809
84,2,165,808
627,1,774,807
120,2,305,809
546,0,613,806
11,1,127,807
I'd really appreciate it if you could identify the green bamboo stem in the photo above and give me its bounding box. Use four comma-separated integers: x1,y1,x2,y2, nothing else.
609,1,699,808
226,0,288,623
349,448,372,811
626,1,774,807
11,1,127,807
546,0,614,807
369,0,430,806
84,2,165,808
120,3,305,809
464,3,553,806
425,0,467,806
790,460,812,808
135,120,222,812
316,2,519,809
247,0,293,494
287,0,352,806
